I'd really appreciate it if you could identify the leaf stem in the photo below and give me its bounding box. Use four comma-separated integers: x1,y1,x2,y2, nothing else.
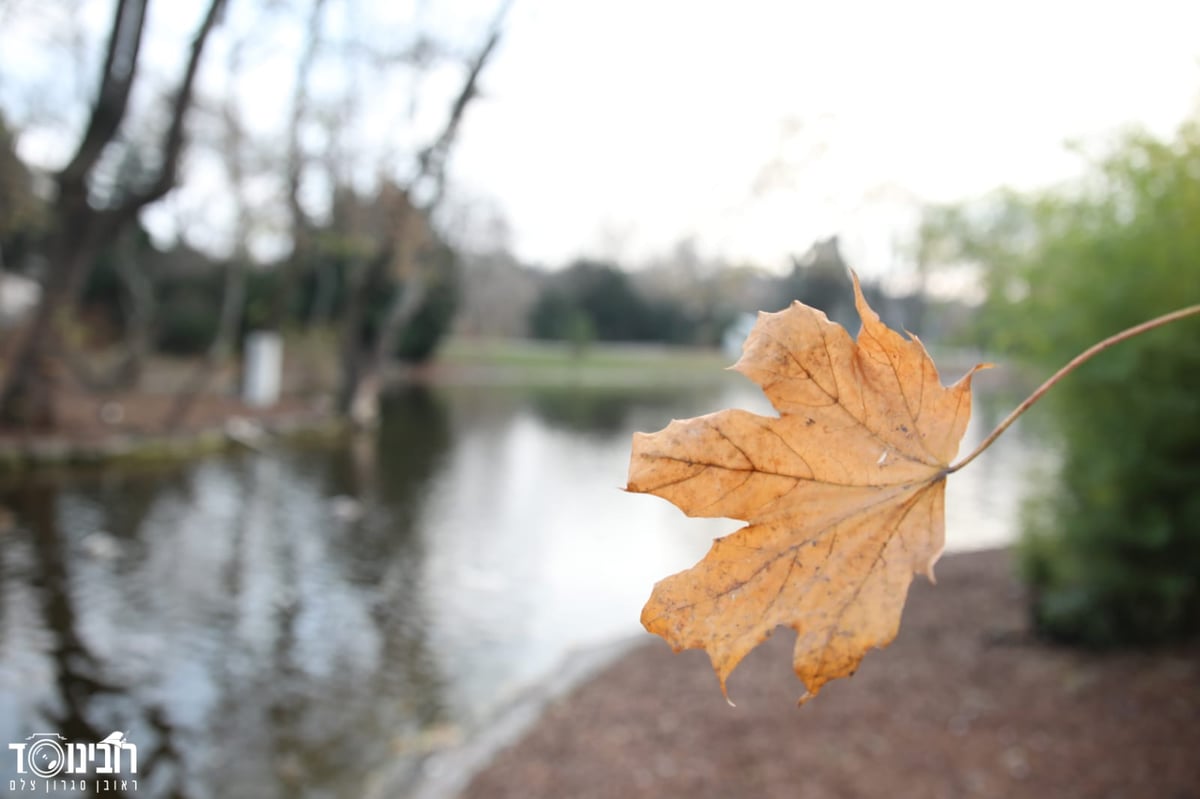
946,303,1200,474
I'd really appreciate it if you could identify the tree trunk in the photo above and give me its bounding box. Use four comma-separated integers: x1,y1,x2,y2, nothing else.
333,21,503,426
60,230,156,391
0,0,226,429
109,246,157,387
335,255,378,426
0,197,107,428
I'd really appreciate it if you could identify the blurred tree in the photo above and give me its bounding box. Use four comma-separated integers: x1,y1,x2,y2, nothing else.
236,0,508,387
158,30,260,430
921,118,1200,646
528,285,575,341
0,113,45,272
357,237,461,364
391,242,460,363
0,0,508,432
783,237,850,310
0,0,226,428
781,236,864,330
568,261,648,341
73,222,157,388
529,260,666,343
453,250,539,338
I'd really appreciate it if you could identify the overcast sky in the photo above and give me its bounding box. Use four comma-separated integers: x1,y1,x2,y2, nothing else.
447,0,1200,274
4,0,1200,279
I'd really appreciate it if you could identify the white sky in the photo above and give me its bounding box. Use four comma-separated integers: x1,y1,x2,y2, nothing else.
449,0,1200,273
3,0,1200,278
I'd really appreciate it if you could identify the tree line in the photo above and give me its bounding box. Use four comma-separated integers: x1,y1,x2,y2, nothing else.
0,0,507,430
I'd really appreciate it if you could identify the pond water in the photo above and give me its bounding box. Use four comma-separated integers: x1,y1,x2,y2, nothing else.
0,372,1041,798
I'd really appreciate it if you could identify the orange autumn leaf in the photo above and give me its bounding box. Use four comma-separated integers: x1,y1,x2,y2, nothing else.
627,274,989,704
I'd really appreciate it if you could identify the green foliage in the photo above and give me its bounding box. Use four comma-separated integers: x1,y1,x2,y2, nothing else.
528,286,574,341
150,239,460,362
926,119,1200,646
393,243,461,363
242,268,287,334
154,269,224,355
156,290,220,355
564,310,595,357
528,260,697,345
152,260,267,356
529,261,646,341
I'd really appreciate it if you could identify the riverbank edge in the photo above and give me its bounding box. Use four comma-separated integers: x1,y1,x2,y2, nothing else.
456,548,1200,799
0,342,1004,475
0,409,349,475
376,549,1022,799
0,343,725,475
364,635,648,799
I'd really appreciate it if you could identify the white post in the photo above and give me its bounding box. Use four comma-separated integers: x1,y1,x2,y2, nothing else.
242,331,282,407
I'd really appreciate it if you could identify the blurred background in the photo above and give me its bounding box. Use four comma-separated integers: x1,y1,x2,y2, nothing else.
0,1,1198,797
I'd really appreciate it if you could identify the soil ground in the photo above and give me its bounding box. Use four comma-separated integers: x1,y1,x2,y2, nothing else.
462,549,1200,799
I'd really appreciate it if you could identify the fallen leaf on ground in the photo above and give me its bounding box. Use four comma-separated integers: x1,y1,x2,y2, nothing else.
628,274,989,704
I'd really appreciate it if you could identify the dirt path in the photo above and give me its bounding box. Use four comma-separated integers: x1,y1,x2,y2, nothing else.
462,549,1199,799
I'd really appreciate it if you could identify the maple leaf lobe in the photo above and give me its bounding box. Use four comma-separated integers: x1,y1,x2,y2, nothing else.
628,273,989,704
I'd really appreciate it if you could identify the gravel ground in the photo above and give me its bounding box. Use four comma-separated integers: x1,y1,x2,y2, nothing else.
462,549,1200,799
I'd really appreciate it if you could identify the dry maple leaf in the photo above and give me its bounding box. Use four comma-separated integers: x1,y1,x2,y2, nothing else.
627,273,989,704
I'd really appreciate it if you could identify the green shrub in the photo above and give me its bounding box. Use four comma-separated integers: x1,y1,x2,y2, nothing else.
1018,322,1200,646
925,118,1200,646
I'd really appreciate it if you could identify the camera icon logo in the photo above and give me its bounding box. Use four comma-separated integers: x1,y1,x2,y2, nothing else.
23,733,68,779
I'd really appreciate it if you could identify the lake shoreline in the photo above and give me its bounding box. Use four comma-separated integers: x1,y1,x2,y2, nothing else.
368,636,647,799
0,341,726,473
0,340,1009,474
0,373,1062,798
458,548,1200,799
0,399,345,474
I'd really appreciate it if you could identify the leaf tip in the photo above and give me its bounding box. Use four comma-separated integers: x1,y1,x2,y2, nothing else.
922,547,944,584
715,665,739,706
965,361,996,378
848,268,882,329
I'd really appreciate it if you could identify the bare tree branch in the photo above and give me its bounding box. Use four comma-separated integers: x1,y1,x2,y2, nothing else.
59,0,149,187
0,0,228,427
117,0,228,216
161,37,254,432
413,7,507,210
285,0,328,239
346,4,509,422
267,0,329,331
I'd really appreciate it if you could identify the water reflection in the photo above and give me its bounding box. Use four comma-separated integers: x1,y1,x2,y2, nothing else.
0,391,458,797
0,377,1037,797
525,384,694,436
6,483,145,799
